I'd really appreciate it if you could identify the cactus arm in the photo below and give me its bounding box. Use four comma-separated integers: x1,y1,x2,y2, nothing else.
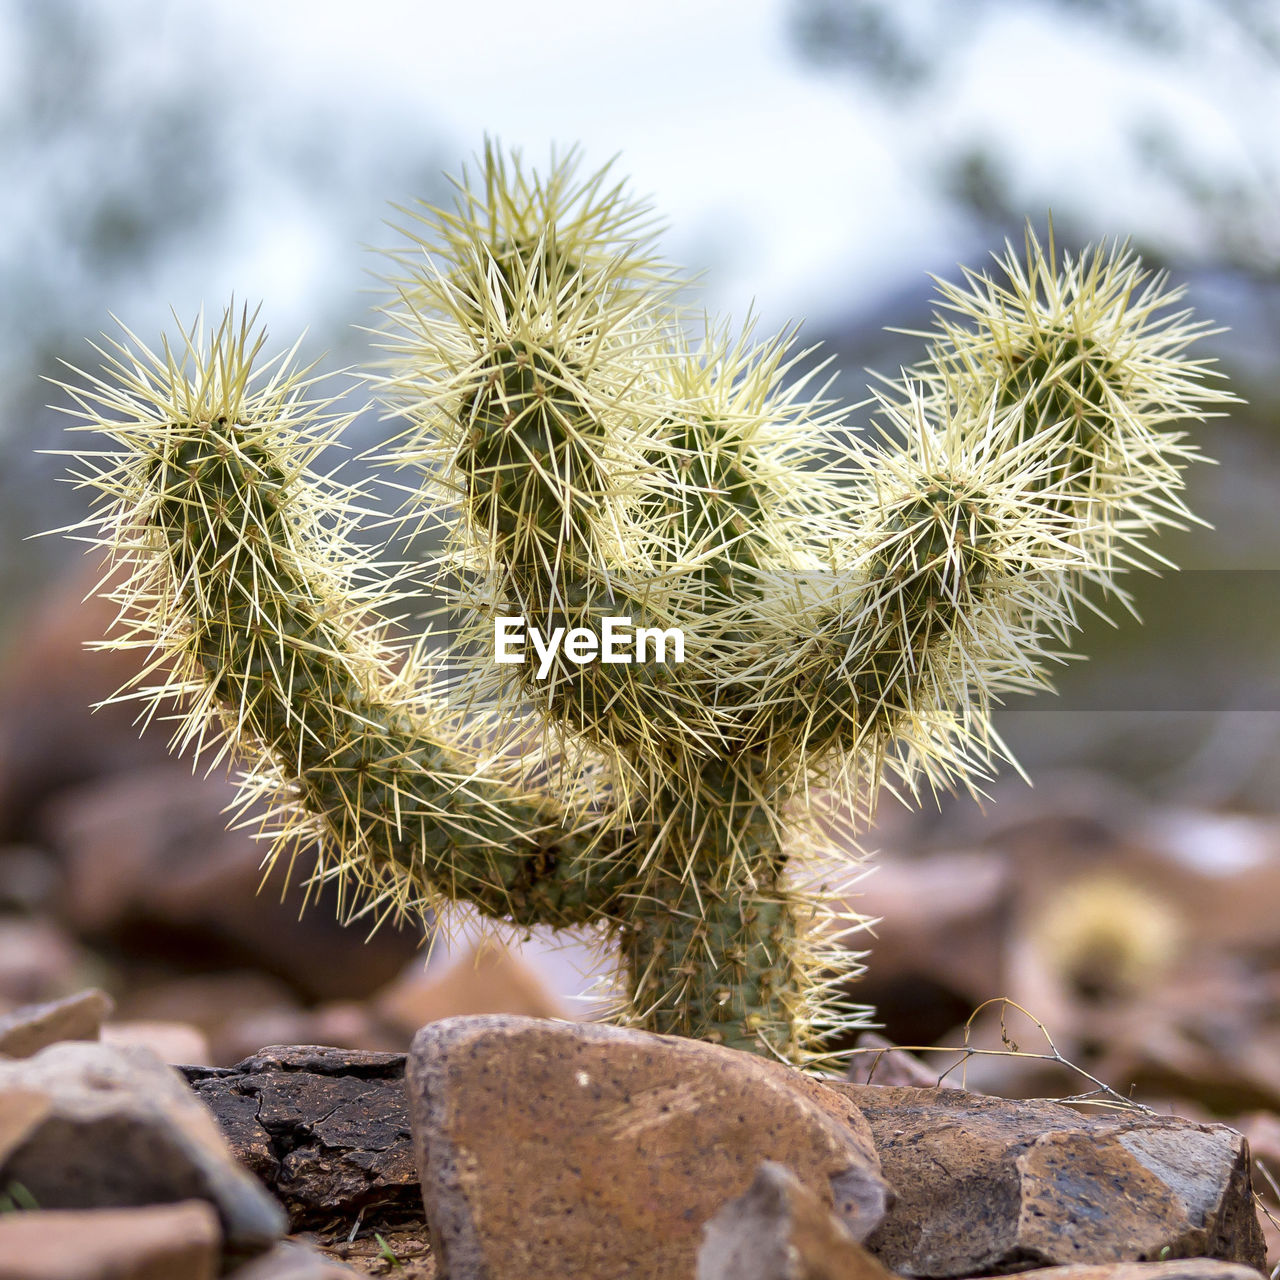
737,395,1071,790
916,232,1228,572
61,314,634,929
745,239,1230,782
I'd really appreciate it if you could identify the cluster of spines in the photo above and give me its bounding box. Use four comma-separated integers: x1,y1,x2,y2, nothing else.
56,147,1228,1066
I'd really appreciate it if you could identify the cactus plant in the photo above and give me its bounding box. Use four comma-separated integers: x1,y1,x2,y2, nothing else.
55,145,1227,1066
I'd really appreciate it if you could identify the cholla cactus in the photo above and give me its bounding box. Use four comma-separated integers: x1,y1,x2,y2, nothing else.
56,145,1228,1065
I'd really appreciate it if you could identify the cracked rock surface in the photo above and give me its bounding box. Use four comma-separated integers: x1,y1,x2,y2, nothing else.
182,1045,419,1230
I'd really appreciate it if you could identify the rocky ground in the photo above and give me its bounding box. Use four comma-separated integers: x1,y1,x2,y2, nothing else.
0,1000,1270,1278
2,574,1280,1277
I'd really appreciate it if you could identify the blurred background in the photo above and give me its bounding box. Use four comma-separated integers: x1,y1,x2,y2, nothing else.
3,0,1280,1216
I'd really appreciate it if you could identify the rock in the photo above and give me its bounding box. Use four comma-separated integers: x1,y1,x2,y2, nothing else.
846,1032,948,1089
0,1200,221,1280
308,1001,402,1053
183,1046,418,1229
212,1001,403,1063
0,917,87,1005
844,849,1013,1046
0,566,162,840
43,766,423,1002
1237,1109,1280,1174
373,941,570,1035
407,1015,892,1280
216,1008,335,1064
1137,809,1280,953
0,987,112,1058
698,1160,897,1280
227,1240,366,1278
117,971,304,1066
0,1089,51,1163
1010,1265,1265,1280
0,1040,286,1250
102,1019,213,1066
0,844,60,912
828,1084,1266,1277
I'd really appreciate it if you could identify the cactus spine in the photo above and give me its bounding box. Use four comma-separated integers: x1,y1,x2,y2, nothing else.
59,147,1228,1065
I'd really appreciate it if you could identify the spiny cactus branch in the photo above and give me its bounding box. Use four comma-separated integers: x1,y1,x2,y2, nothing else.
57,310,634,932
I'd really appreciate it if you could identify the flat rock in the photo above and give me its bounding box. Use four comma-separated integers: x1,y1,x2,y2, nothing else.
407,1015,892,1280
829,1084,1267,1277
228,1240,367,1278
118,971,304,1065
0,988,113,1058
183,1045,418,1229
44,765,423,1002
0,1200,220,1280
1010,1264,1265,1280
698,1160,897,1280
0,1040,285,1250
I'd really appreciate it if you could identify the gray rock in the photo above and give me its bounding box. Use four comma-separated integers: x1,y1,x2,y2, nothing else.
0,988,113,1059
0,1040,286,1250
698,1160,897,1280
830,1084,1267,1277
407,1015,891,1280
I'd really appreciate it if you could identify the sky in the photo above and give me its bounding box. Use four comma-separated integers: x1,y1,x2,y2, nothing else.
184,0,1273,338
4,0,1269,357
193,0,940,336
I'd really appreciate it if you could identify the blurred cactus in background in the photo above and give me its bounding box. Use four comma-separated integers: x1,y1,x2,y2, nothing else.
54,144,1228,1066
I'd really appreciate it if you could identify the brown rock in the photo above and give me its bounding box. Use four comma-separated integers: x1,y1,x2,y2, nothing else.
212,1000,403,1063
854,850,1012,1001
698,1160,897,1280
183,1046,418,1229
0,1200,220,1280
1237,1109,1280,1176
0,844,60,912
309,1001,402,1053
0,987,113,1058
829,1084,1267,1277
373,941,569,1036
0,1089,50,1163
407,1015,892,1280
0,565,163,839
228,1240,367,1278
44,766,423,1002
0,1040,286,1249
